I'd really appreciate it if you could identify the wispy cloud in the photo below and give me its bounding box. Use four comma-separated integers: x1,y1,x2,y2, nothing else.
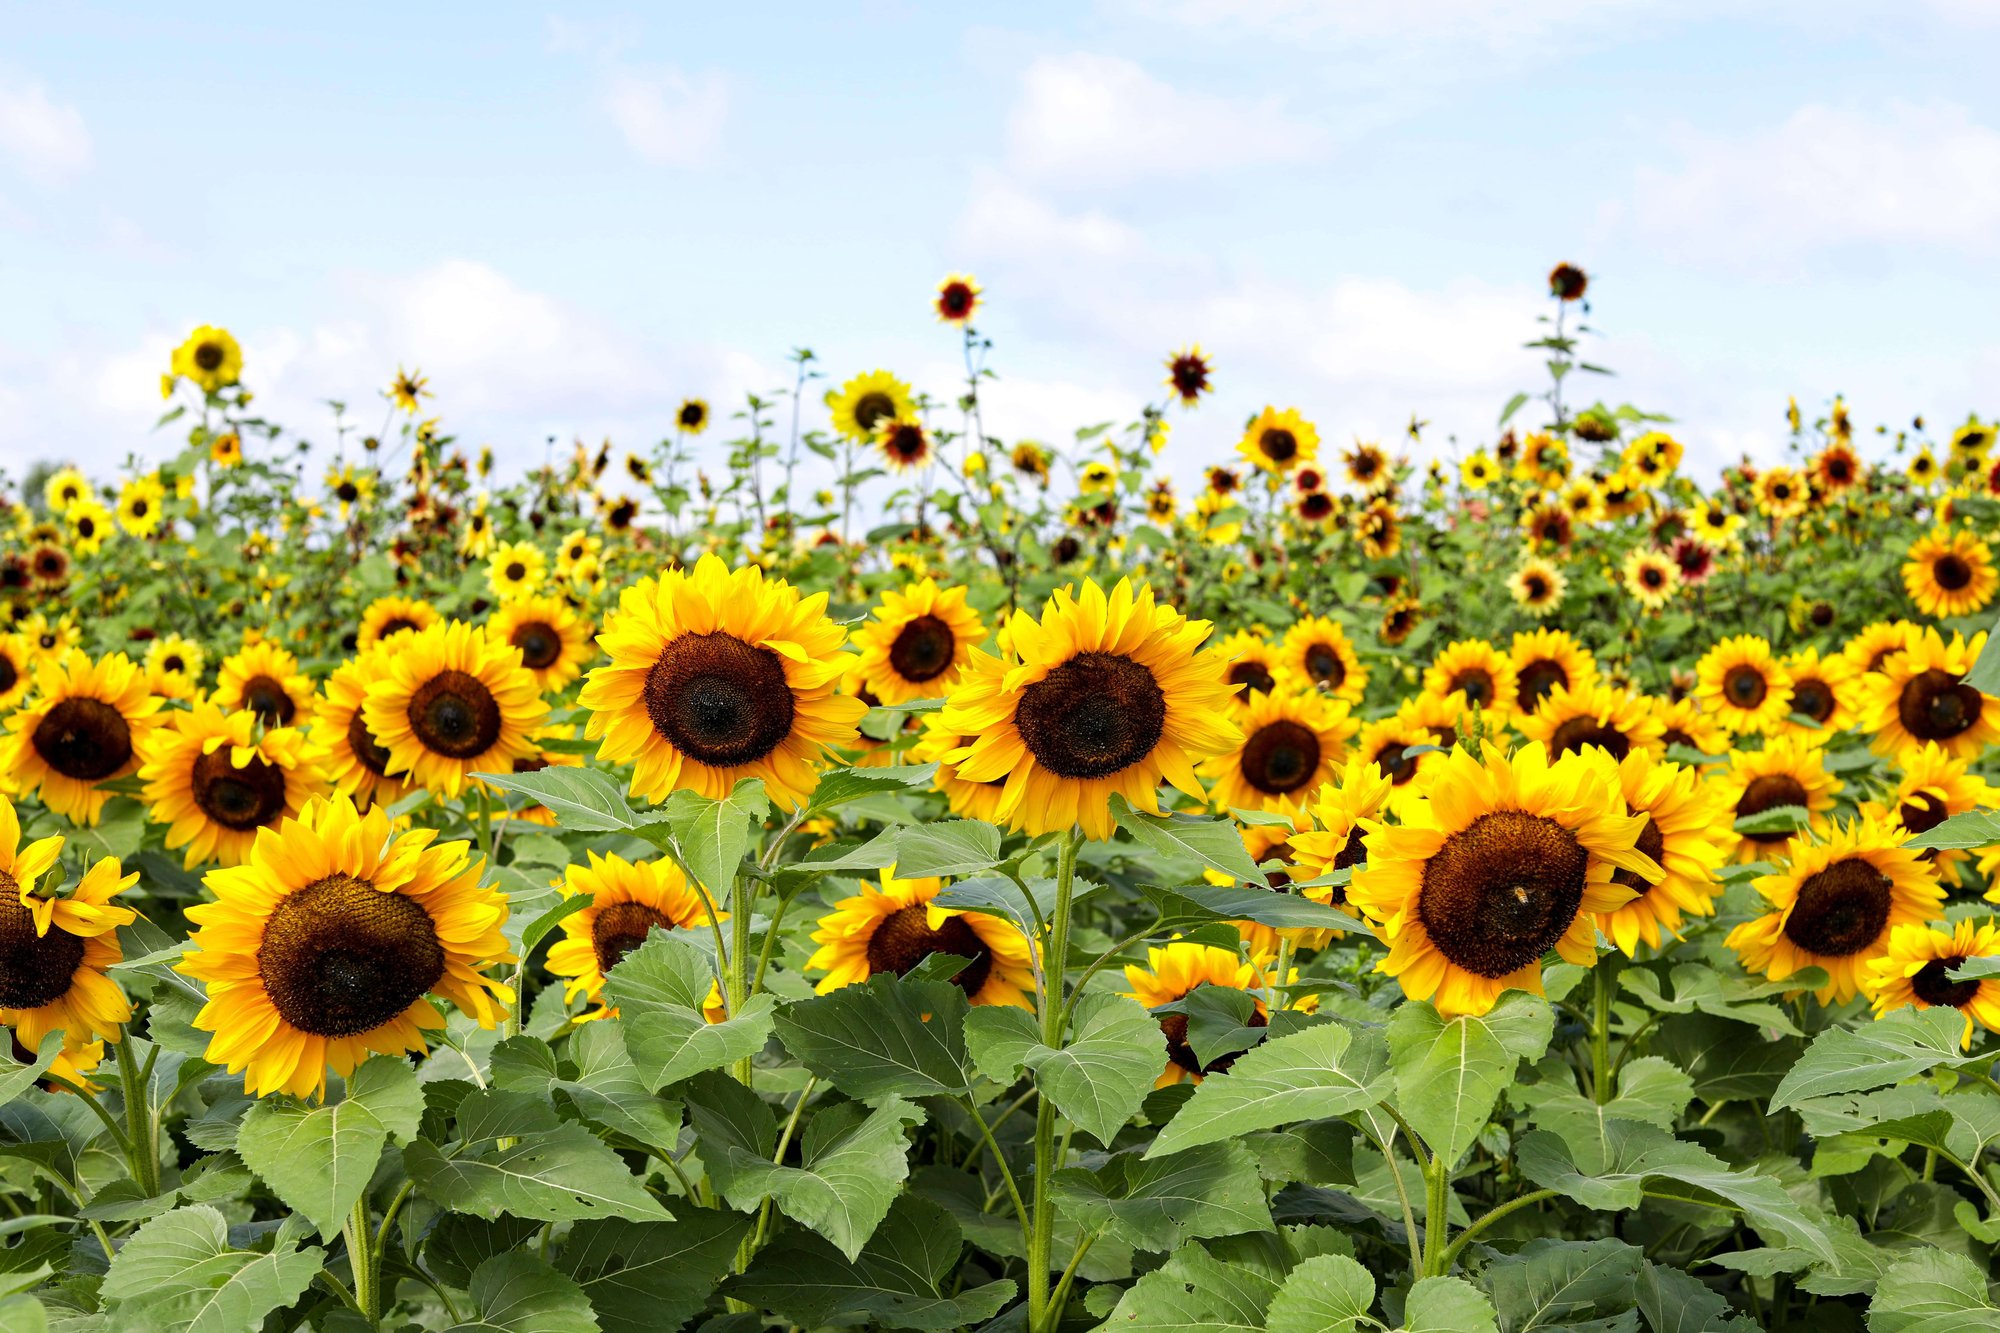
602,66,730,168
0,74,91,184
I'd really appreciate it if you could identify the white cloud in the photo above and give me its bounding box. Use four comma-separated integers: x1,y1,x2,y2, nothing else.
0,76,91,184
602,67,729,168
1625,102,2000,262
957,170,1147,262
1006,53,1319,185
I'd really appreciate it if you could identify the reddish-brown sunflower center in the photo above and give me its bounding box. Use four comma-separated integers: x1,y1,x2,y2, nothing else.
865,905,993,997
408,670,503,758
1260,429,1297,462
1240,720,1321,796
1793,678,1835,723
592,901,673,975
884,425,926,461
32,697,133,781
1516,659,1568,709
1900,668,1983,742
241,674,297,727
1612,813,1667,893
1373,740,1421,786
1782,858,1891,958
1912,956,1980,1009
644,631,796,768
1934,555,1974,591
0,872,84,1009
1227,660,1276,696
191,748,288,831
1722,665,1768,710
1549,715,1631,760
1015,651,1166,780
1418,810,1587,979
511,622,563,671
888,615,957,684
256,873,445,1037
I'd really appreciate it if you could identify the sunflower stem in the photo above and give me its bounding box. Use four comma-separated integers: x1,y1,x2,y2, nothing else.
1420,1150,1452,1277
1590,956,1614,1104
345,1194,379,1325
728,872,753,1086
1025,825,1082,1333
114,1036,160,1198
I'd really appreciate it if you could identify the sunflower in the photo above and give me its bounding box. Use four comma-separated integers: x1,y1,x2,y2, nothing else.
1779,648,1859,742
214,640,315,729
43,468,90,514
556,529,602,578
829,370,916,444
1844,620,1920,678
137,700,327,868
1859,627,2000,763
1334,445,1389,496
878,417,933,472
1755,467,1808,519
1164,346,1213,406
1623,430,1683,480
362,620,547,799
1355,713,1447,806
1695,635,1795,736
807,868,1035,1009
387,366,430,413
850,579,986,705
1727,815,1943,1005
308,651,410,810
1011,442,1052,484
178,795,513,1098
172,325,242,393
1281,616,1367,704
0,829,136,1055
487,542,546,601
1124,942,1270,1086
1902,527,1997,619
1213,629,1287,704
0,634,31,712
677,398,710,435
21,614,78,659
1688,498,1743,549
1549,262,1588,301
1867,920,2000,1045
64,499,113,556
1812,441,1862,495
1866,741,1993,885
357,595,441,653
1517,433,1571,488
1950,420,1995,465
1508,558,1568,617
1621,549,1680,610
485,595,595,694
1516,682,1663,762
1560,479,1605,525
934,273,981,323
2,652,164,824
1594,750,1729,955
546,851,725,1019
1380,598,1422,647
1350,743,1655,1016
1237,407,1319,475
1909,450,1941,488
582,554,865,810
1289,757,1395,905
1460,452,1499,489
1714,735,1844,864
116,476,167,538
1356,500,1401,559
1524,503,1574,550
1201,687,1355,816
1422,639,1518,719
1509,629,1598,713
911,710,1010,824
209,431,243,467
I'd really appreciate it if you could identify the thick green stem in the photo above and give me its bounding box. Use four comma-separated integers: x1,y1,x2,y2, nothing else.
729,874,753,1086
345,1194,379,1325
1420,1151,1452,1277
115,1038,160,1197
1590,959,1614,1104
1438,1188,1559,1272
1025,827,1082,1333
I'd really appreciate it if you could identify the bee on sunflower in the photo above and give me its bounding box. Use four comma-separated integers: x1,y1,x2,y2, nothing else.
214,639,315,728
2,651,165,825
1594,750,1730,955
1867,920,2000,1045
1714,735,1844,864
356,595,440,652
1515,682,1664,761
178,795,513,1098
546,851,725,1021
485,595,595,694
1422,638,1518,720
806,868,1036,1008
1201,686,1356,816
362,619,548,799
137,700,328,868
1859,626,2000,763
1237,407,1318,475
1507,558,1568,617
848,579,986,705
1727,815,1943,1005
1509,628,1598,712
828,370,916,443
1902,527,1997,619
1694,635,1795,736
1280,616,1366,703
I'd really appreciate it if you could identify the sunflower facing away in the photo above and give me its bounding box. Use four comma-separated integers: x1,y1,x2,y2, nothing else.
1695,634,1795,736
485,595,596,694
1280,615,1367,704
1902,527,1998,619
0,798,136,1057
1866,919,2000,1046
940,578,1240,840
1715,734,1844,864
581,554,866,809
828,370,916,444
1516,682,1665,762
546,851,725,1020
1200,686,1356,816
138,700,328,869
1124,942,1267,1087
1594,750,1730,955
807,868,1035,1009
1726,814,1943,1005
178,795,513,1098
215,639,315,728
362,619,548,799
1348,743,1657,1016
1859,627,2000,763
307,650,410,809
2,651,164,825
1509,628,1598,712
1237,407,1319,475
849,579,987,705
357,595,441,653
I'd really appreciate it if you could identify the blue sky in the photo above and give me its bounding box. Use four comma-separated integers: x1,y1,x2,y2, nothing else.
3,1,1998,489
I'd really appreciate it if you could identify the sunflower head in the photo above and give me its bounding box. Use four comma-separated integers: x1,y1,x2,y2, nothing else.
1516,682,1664,763
1716,734,1844,863
1866,919,2000,1045
1280,616,1367,703
137,700,328,868
357,595,440,653
547,850,724,1016
829,370,916,444
2,650,164,825
1201,685,1356,816
1124,942,1269,1086
215,639,314,729
486,595,595,694
1902,527,1997,620
1237,407,1319,475
807,868,1036,1009
1164,346,1213,406
935,273,981,324
1860,626,1999,763
362,619,549,798
1508,559,1568,617
850,579,986,706
1422,639,1518,720
1695,635,1794,736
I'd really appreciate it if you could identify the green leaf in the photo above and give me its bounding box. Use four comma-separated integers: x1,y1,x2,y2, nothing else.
97,1205,323,1333
1483,1238,1643,1333
1404,1276,1499,1333
661,779,769,893
893,820,1004,878
0,1033,63,1108
448,1252,599,1332
1963,627,2000,696
555,1210,750,1333
1637,1260,1758,1332
1050,1141,1273,1251
964,994,1162,1144
1144,882,1362,932
1388,993,1551,1165
602,931,774,1089
1517,1055,1694,1146
1113,796,1265,884
1264,1253,1375,1333
1906,807,2000,851
1147,1021,1392,1158
806,764,938,815
1771,1006,1975,1109
236,1056,418,1239
477,766,638,832
1091,1245,1280,1332
1867,1247,2000,1331
518,894,595,958
773,973,976,1099
406,1122,675,1223
1177,984,1265,1070
1731,804,1809,836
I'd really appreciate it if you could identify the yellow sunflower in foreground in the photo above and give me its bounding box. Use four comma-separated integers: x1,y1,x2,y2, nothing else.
180,796,512,1098
1867,920,2000,1046
546,851,724,1020
1867,741,1993,886
911,711,1009,824
1125,942,1270,1087
0,801,135,1053
1509,628,1598,713
1349,743,1656,1016
1860,627,2000,763
485,595,595,694
1201,687,1355,816
1694,635,1794,736
1237,406,1319,475
307,651,410,809
1422,638,1519,719
1595,750,1730,955
806,869,1035,1008
139,702,324,869
941,578,1240,840
214,640,315,728
828,370,916,444
1903,527,1998,619
357,595,440,653
582,554,866,809
362,620,548,799
1213,629,1285,704
1715,735,1843,864
1281,616,1366,704
848,579,987,705
1727,815,1943,1005
2,651,164,824
1515,682,1664,762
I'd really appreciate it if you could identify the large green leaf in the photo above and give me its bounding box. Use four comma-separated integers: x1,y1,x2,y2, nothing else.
1866,1247,2000,1331
1404,1276,1499,1333
964,993,1162,1144
406,1123,674,1223
1388,993,1551,1166
1050,1141,1272,1252
805,764,938,815
447,1252,599,1332
1090,1245,1280,1332
96,1205,323,1333
893,819,1004,878
477,766,639,832
603,931,774,1089
660,778,769,894
773,974,976,1099
1146,1021,1392,1158
1904,807,2000,851
1771,1006,1974,1110
235,1054,420,1238
555,1210,751,1333
1482,1237,1643,1333
1112,796,1265,884
1263,1253,1375,1333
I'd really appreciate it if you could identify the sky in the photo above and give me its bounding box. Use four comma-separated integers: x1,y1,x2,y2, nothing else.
3,1,1999,492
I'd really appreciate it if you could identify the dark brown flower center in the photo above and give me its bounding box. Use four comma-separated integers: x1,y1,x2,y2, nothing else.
257,873,444,1037
1304,643,1345,689
1900,792,1949,837
1015,651,1166,780
1782,858,1892,957
0,655,17,696
32,698,133,781
865,905,993,997
1373,740,1420,785
1912,956,1980,1009
511,622,563,670
592,901,673,975
191,748,288,831
1737,773,1809,843
0,872,85,1008
408,670,503,758
852,392,896,434
888,614,956,684
504,561,527,582
1449,668,1495,707
1810,603,1835,628
1159,990,1265,1075
1612,813,1667,893
194,341,225,372
644,631,795,767
1260,429,1297,462
1239,720,1321,796
1516,660,1568,709
241,675,297,727
1228,660,1276,696
1549,715,1630,760
1722,665,1768,709
1524,574,1551,601
1899,668,1983,742
379,618,420,639
345,712,395,778
1792,678,1835,723
1934,555,1973,591
1418,810,1588,979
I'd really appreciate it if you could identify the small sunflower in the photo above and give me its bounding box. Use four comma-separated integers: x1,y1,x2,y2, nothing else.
807,868,1035,1009
1727,815,1943,1005
1350,743,1656,1016
1902,527,1997,620
1201,686,1356,816
1714,735,1844,864
1867,920,2000,1045
849,579,986,705
2,651,164,824
1341,443,1389,491
357,595,440,653
172,325,243,393
677,398,710,435
115,476,167,538
1164,346,1213,406
1379,597,1422,647
1124,942,1269,1086
1950,420,1996,465
1011,442,1052,483
1867,741,1993,885
1460,452,1499,489
1516,682,1664,762
1594,750,1730,955
942,580,1239,840
1859,627,2000,763
1844,620,1920,677
64,499,113,556
1508,558,1568,617
487,542,547,601
1779,647,1859,741
1695,635,1795,736
1289,757,1396,910
829,370,916,444
1755,467,1808,519
1909,450,1941,488
1237,407,1319,475
0,826,136,1054
1356,713,1448,806
1688,498,1744,549
1213,630,1286,704
1812,441,1862,495
878,417,933,472
307,650,410,809
1422,639,1519,719
43,468,90,514
214,640,315,728
1509,629,1598,712
582,554,866,810
178,795,513,1098
1280,616,1367,704
935,273,981,324
1561,479,1605,525
388,366,430,413
362,620,548,799
209,431,243,467
137,700,327,868
911,711,1009,824
1356,500,1401,559
1621,549,1680,610
546,851,725,1019
486,595,595,694
1549,263,1588,301
556,529,602,578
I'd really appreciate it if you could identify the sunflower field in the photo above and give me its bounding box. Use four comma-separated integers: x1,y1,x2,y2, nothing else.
4,268,2000,1333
